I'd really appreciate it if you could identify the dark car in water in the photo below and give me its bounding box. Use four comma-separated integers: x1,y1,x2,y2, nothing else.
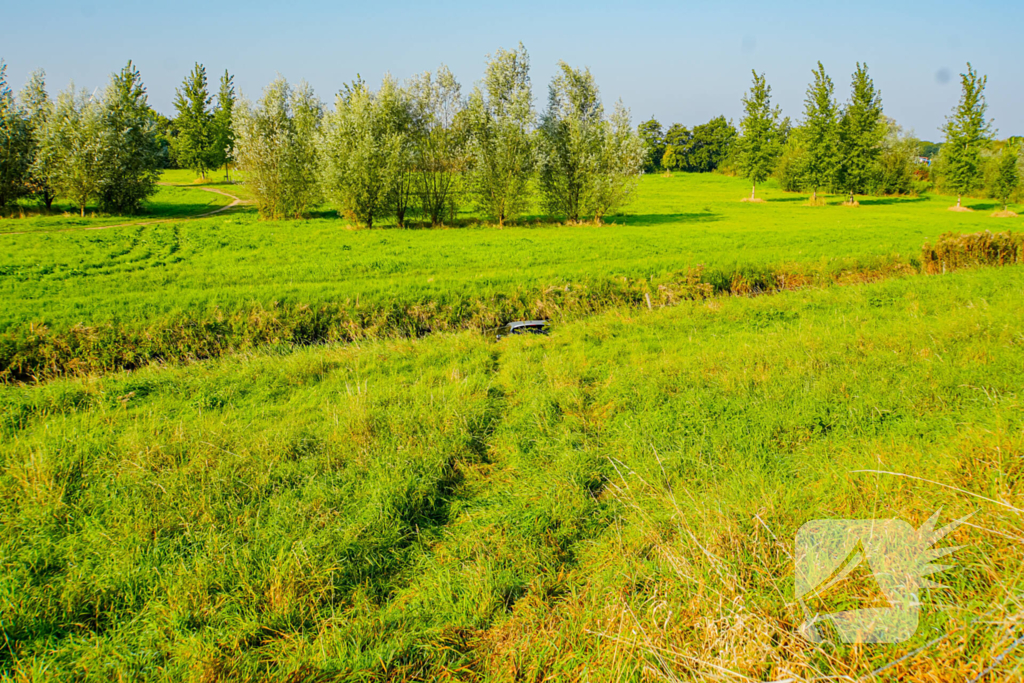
496,320,550,339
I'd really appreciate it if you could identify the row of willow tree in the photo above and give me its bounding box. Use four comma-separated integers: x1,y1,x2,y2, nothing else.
4,55,1017,220
728,61,1019,208
230,44,643,225
0,61,172,216
0,45,643,226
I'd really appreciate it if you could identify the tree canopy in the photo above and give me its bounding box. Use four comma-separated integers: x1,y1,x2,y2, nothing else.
466,43,536,227
940,63,994,206
738,70,783,199
838,63,884,202
800,61,840,202
0,61,32,210
97,61,161,214
538,62,643,222
173,63,217,179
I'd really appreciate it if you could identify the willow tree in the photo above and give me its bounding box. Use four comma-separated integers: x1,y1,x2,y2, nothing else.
538,61,604,222
409,65,467,226
538,61,642,223
466,43,535,227
590,101,645,223
319,75,416,228
20,69,55,208
0,61,31,210
34,87,106,216
233,77,322,219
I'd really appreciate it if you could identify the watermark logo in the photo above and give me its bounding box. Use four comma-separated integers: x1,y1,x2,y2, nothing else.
794,510,968,644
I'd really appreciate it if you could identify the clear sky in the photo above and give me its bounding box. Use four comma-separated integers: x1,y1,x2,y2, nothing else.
3,0,1021,141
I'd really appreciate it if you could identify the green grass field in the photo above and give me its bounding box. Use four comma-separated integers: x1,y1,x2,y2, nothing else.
0,181,235,235
3,171,1020,332
1,171,1022,681
2,172,1021,382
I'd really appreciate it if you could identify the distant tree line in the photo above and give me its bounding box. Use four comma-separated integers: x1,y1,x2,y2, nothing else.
3,55,1019,219
0,60,167,215
1,48,643,224
727,62,1021,206
637,115,737,174
232,44,644,225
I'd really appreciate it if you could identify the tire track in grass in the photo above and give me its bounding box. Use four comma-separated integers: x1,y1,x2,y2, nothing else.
0,184,252,236
378,340,616,675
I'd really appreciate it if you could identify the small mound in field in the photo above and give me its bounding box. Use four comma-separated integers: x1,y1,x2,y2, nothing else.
991,210,1019,218
740,197,765,203
948,205,974,212
842,200,860,207
804,198,827,207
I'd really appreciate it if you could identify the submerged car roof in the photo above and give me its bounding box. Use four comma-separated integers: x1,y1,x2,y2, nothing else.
506,320,548,329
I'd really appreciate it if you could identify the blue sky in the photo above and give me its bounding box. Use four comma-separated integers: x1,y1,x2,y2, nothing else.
3,0,1021,140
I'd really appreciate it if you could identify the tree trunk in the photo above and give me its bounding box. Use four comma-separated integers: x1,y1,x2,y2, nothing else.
44,190,54,210
751,183,756,200
957,194,962,207
812,188,817,203
80,204,85,217
848,189,854,204
396,208,405,229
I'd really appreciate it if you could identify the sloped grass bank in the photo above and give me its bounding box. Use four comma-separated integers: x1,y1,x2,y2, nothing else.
8,224,1023,382
1,265,1022,680
1,255,914,382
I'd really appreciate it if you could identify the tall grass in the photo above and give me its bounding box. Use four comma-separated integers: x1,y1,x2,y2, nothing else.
1,257,919,382
2,265,1021,680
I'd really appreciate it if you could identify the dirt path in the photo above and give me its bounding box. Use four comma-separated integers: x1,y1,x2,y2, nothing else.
0,184,251,237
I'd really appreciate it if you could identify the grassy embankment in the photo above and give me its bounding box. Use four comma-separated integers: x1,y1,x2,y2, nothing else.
1,264,1022,680
2,172,1021,380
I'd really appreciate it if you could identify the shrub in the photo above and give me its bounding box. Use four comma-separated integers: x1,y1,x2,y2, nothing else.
922,230,1024,273
774,138,807,192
